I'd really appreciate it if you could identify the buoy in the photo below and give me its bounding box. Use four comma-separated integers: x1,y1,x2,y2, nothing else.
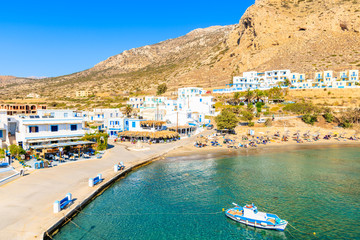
222,208,225,211
313,232,316,235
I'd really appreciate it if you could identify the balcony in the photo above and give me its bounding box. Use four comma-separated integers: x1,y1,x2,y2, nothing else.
23,129,85,140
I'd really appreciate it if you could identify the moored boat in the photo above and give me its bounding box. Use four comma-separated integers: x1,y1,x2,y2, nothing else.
225,203,288,231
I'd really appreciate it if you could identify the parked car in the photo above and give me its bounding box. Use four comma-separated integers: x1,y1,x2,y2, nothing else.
257,118,266,123
207,124,214,130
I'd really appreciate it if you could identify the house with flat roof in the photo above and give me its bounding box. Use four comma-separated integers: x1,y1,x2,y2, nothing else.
14,110,86,150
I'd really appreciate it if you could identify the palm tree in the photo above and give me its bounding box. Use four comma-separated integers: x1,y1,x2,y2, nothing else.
123,105,133,117
245,89,254,104
254,89,264,102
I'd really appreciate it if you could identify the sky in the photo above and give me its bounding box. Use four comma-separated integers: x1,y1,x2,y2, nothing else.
0,0,254,77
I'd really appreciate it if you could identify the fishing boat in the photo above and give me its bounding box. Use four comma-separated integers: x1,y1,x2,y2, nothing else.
225,203,288,231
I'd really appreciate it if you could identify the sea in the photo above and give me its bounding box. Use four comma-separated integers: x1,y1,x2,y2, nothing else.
54,146,360,240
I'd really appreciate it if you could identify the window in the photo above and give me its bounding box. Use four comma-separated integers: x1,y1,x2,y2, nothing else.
116,113,118,117
51,125,58,132
132,122,136,128
110,121,114,125
115,121,119,125
29,126,39,133
70,124,77,131
64,113,68,118
0,131,3,138
110,113,113,117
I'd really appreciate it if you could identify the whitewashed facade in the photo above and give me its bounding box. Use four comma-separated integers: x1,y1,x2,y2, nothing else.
214,69,359,93
127,97,144,109
14,110,85,150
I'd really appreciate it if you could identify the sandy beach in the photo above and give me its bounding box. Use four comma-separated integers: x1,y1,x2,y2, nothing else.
0,125,359,240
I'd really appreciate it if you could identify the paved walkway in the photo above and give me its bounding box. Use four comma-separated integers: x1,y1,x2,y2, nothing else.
0,133,205,240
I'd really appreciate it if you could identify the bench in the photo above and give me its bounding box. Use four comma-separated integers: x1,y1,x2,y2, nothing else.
89,174,103,187
34,161,44,169
53,193,72,213
59,196,72,209
114,163,125,172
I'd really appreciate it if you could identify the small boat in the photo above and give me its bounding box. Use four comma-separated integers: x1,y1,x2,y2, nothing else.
225,203,288,231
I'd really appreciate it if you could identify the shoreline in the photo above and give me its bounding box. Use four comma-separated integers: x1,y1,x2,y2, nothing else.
165,140,360,159
44,154,163,239
0,129,357,239
0,131,204,240
45,138,360,239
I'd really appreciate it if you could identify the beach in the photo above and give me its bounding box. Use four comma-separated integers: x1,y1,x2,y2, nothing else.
0,126,359,239
53,145,360,240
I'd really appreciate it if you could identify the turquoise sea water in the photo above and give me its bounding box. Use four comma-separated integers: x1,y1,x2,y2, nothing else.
54,147,360,240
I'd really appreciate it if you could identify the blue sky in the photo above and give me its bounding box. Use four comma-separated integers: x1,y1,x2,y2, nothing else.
0,0,254,77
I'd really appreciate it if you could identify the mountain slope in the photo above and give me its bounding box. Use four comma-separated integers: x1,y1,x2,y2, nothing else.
1,0,359,99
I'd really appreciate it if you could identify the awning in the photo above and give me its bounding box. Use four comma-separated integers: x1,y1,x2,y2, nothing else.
27,136,81,143
30,141,95,150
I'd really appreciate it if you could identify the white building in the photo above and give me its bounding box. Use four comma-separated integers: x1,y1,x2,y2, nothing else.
312,70,359,88
214,70,291,93
137,88,215,128
83,108,122,130
14,110,85,150
0,110,9,148
107,118,124,138
142,96,168,109
177,87,205,99
127,97,144,109
214,69,359,93
290,73,312,89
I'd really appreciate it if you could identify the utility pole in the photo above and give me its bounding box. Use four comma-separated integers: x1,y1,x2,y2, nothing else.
176,111,179,133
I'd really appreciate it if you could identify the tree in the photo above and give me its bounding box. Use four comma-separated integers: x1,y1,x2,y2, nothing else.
123,105,133,117
9,145,25,158
254,89,264,102
284,79,291,87
241,110,254,123
82,132,109,150
157,83,167,95
215,109,239,130
234,92,240,100
244,89,254,103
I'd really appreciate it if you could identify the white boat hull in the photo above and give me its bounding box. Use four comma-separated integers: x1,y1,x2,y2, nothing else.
226,213,288,231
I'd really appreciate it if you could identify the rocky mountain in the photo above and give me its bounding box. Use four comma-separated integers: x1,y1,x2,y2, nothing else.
2,0,360,99
0,75,35,88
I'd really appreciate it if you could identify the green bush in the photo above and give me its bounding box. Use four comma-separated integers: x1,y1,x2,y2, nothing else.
340,120,352,128
323,112,334,123
283,103,319,114
157,83,167,95
248,122,255,127
239,102,245,106
302,114,318,125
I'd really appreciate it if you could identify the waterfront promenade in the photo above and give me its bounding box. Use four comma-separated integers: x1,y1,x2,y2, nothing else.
0,134,203,240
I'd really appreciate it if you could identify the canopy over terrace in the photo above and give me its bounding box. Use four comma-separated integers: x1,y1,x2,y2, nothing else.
30,141,95,150
118,130,179,140
168,125,196,136
140,120,166,130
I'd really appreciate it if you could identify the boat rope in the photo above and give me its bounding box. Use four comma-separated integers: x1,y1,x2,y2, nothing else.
73,208,224,216
62,214,108,240
287,222,316,236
